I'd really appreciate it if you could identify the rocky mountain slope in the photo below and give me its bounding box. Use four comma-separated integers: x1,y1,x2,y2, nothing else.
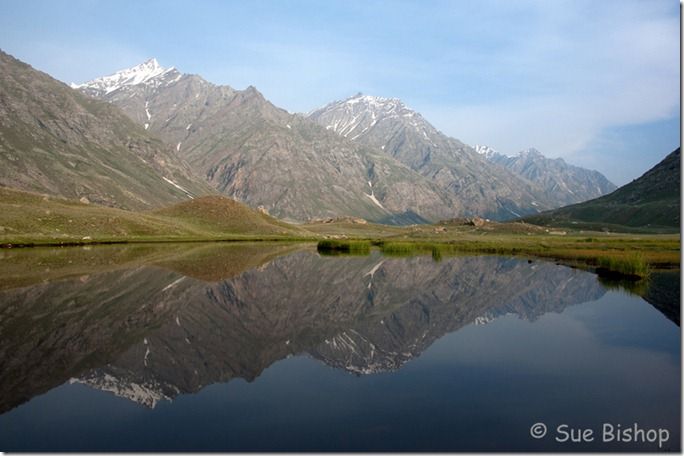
310,94,554,219
76,61,616,223
523,148,680,232
475,145,616,206
74,60,460,223
0,51,214,210
309,94,616,218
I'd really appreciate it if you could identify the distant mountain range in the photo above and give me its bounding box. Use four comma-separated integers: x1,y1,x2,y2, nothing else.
309,94,615,218
523,148,680,232
73,59,451,224
63,56,617,223
475,145,616,206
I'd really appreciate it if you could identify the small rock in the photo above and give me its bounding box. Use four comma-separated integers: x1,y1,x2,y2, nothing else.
466,216,486,227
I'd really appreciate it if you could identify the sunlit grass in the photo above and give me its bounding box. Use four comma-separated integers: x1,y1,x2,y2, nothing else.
317,239,371,254
378,242,417,256
596,253,650,278
372,236,676,279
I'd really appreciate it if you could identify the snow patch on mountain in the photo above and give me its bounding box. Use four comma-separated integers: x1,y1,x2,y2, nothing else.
162,177,194,199
72,58,178,95
475,144,497,157
475,144,510,159
162,276,186,292
309,93,437,142
365,191,385,210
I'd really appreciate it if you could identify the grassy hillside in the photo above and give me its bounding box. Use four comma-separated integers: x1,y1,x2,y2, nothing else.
151,196,305,236
0,187,310,245
522,148,680,233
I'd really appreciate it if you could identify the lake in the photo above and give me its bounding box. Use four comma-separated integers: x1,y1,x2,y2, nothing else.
0,243,679,451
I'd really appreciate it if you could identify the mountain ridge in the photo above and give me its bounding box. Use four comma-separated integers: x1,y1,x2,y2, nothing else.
69,58,625,224
0,50,215,210
75,62,467,223
308,94,615,220
475,144,617,206
522,148,680,232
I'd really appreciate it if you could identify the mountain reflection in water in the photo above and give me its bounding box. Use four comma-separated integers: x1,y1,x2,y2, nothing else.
0,243,679,451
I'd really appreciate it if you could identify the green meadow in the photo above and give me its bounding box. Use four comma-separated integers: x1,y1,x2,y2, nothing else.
0,186,678,281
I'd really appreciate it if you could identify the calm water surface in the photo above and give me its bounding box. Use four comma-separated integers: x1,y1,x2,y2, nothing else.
0,243,679,451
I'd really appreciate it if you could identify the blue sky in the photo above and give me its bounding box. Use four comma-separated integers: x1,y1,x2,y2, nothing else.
1,0,679,185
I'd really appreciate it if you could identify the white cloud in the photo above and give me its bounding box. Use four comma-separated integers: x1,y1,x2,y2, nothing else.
418,0,679,166
4,0,675,185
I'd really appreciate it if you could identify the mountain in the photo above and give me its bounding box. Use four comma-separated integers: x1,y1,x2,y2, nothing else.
0,51,214,210
475,145,616,206
74,60,461,223
72,61,619,223
308,93,592,219
71,58,181,100
523,148,680,232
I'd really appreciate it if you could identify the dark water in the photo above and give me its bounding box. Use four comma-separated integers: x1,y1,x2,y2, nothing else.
0,243,679,451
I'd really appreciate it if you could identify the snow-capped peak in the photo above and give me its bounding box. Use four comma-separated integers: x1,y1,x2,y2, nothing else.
475,144,499,158
71,58,178,95
309,92,435,141
343,92,404,108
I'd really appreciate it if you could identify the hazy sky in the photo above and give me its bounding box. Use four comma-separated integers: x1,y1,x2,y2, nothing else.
1,0,679,185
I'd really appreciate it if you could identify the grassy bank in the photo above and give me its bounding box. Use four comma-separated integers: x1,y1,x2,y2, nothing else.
1,186,678,281
316,235,679,280
317,239,371,254
397,237,676,279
